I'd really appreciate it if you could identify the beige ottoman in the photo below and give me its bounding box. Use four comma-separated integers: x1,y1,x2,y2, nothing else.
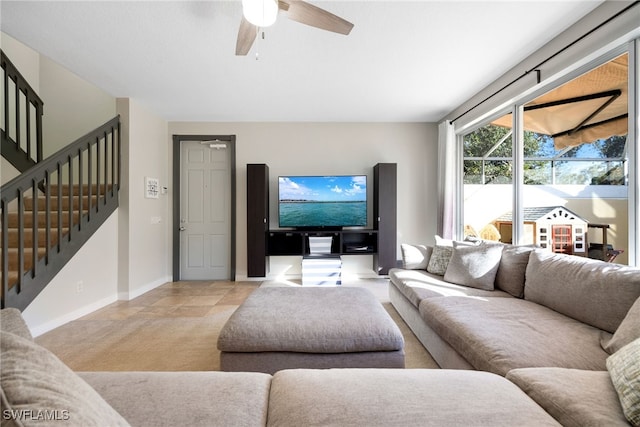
217,287,405,374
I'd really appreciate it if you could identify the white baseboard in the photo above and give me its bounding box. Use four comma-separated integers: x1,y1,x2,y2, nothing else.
28,294,118,338
118,276,171,301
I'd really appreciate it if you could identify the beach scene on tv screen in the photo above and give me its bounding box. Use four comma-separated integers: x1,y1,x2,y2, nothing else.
279,176,367,227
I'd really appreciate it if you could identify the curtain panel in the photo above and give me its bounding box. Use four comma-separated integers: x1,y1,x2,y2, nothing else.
437,120,456,240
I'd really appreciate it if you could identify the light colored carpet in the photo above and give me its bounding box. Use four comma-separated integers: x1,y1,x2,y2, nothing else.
35,279,439,371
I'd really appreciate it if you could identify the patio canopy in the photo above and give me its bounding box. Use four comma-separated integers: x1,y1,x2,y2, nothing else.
492,54,628,149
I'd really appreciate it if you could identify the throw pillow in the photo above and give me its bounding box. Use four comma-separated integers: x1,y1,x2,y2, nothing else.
0,331,130,427
606,337,640,426
426,236,454,275
494,245,534,298
603,296,640,354
400,244,431,270
443,242,504,290
1,308,33,341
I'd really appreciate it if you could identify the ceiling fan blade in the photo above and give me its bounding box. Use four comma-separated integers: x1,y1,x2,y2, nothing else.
284,1,353,35
236,16,259,56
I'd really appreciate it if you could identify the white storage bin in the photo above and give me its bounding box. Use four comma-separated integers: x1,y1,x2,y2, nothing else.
308,236,333,254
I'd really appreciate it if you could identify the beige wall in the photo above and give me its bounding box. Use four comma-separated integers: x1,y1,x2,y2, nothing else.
168,122,439,280
117,98,172,299
39,56,116,156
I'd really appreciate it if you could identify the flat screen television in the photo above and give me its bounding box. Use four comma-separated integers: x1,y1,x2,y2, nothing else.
278,175,367,229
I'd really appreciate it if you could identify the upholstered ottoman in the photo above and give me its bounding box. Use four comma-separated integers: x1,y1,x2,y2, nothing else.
217,287,405,374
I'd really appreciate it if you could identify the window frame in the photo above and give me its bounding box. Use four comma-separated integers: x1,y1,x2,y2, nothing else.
455,40,638,265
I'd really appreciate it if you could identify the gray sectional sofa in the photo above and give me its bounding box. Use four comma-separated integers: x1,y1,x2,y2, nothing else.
2,241,639,426
390,240,640,426
1,307,562,426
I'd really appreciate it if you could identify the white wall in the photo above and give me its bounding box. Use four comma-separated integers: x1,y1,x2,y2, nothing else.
22,212,120,336
464,184,629,264
168,122,438,280
117,98,171,298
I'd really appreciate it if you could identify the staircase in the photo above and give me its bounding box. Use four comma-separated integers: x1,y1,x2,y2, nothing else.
1,49,120,311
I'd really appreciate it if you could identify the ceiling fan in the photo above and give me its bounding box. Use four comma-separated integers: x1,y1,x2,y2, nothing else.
236,0,354,55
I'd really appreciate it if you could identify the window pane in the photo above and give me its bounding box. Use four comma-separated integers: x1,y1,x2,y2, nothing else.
461,53,630,264
521,53,629,264
463,117,513,244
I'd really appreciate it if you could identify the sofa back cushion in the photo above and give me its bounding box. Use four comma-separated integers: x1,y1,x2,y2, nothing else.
494,245,534,298
525,250,640,333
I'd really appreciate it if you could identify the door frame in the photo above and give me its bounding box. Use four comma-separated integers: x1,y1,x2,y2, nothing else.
172,134,237,281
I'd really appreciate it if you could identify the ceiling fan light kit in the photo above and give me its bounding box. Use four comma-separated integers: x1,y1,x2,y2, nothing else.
242,0,278,27
236,0,354,56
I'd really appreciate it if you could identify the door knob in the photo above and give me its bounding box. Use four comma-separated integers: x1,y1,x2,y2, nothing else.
179,226,186,231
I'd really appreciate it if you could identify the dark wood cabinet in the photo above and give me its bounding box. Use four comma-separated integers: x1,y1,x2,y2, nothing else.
374,163,397,275
246,163,397,277
247,164,269,277
267,230,378,256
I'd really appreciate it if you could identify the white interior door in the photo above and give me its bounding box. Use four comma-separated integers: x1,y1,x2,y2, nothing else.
180,140,231,280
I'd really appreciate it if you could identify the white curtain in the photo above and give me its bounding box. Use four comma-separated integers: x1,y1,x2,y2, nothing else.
437,120,457,239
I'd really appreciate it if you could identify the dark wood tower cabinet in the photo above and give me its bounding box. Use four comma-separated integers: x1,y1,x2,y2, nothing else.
373,163,397,275
247,164,269,277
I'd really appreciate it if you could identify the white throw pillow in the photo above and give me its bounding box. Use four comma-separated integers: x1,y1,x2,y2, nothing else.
400,244,430,270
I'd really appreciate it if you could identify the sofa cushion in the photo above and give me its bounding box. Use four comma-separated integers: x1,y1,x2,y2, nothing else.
525,250,640,333
267,368,560,427
603,296,640,354
607,337,640,426
80,371,271,427
444,242,503,290
420,296,609,376
1,308,33,341
0,331,130,427
506,367,629,427
388,268,512,308
400,243,431,270
495,245,534,298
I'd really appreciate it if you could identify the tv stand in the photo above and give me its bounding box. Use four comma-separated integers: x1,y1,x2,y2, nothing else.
246,163,396,277
267,229,378,257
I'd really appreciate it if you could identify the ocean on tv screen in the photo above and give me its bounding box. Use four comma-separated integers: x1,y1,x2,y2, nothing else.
280,201,366,227
279,175,367,227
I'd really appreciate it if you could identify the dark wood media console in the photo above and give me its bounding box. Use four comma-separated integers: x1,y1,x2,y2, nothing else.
267,230,378,256
246,163,397,277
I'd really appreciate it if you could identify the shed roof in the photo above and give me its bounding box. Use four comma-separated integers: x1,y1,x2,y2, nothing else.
495,206,587,223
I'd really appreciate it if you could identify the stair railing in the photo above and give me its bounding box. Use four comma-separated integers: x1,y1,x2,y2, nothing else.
1,116,120,310
1,50,44,172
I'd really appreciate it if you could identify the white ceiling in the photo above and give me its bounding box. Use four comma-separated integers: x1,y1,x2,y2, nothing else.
1,1,603,122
